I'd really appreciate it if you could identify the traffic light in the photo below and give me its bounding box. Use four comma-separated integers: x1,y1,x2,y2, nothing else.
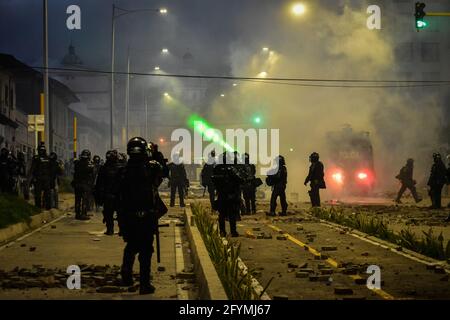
415,2,427,31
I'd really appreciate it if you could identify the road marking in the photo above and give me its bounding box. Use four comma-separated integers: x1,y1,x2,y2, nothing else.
268,224,395,300
174,226,189,300
0,214,67,251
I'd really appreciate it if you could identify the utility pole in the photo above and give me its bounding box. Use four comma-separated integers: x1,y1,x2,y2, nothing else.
110,4,116,150
43,0,50,151
126,46,130,143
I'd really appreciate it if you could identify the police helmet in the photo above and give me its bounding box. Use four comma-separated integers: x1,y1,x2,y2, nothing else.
310,152,319,162
127,137,148,156
49,152,58,161
106,150,118,161
80,149,91,160
433,153,441,161
37,143,46,156
93,155,101,163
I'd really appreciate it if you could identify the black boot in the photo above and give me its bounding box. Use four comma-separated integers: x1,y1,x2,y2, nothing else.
139,259,155,295
121,245,135,286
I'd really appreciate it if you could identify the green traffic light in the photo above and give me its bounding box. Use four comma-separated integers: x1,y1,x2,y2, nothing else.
416,20,427,28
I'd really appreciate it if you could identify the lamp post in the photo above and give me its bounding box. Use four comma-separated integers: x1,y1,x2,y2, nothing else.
110,5,167,149
43,0,50,151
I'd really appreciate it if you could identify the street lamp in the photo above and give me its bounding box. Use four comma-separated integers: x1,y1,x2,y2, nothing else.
262,47,269,52
292,3,306,16
154,66,160,71
110,5,167,149
161,48,169,54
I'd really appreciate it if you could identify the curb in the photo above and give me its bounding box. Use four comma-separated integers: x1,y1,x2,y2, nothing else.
184,206,228,300
0,209,65,246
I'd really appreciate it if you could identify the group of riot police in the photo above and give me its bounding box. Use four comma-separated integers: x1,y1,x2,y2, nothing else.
0,143,63,209
395,153,450,220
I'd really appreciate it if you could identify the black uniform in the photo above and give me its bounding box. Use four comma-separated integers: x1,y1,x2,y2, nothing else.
427,154,447,209
17,152,29,200
201,153,216,209
117,137,165,295
29,147,52,209
267,156,288,216
212,153,246,237
168,161,187,207
95,153,120,235
73,156,95,219
395,159,421,203
242,157,257,215
0,149,17,194
49,153,63,209
304,153,326,207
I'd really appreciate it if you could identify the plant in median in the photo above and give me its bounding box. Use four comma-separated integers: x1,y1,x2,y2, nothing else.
310,207,450,261
191,202,270,299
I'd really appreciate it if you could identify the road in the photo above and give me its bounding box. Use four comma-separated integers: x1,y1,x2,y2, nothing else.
233,200,450,300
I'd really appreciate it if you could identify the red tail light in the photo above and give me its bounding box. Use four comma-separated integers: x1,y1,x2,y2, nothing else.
357,172,368,180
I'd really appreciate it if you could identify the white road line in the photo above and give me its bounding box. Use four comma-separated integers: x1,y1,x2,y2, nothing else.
174,226,189,300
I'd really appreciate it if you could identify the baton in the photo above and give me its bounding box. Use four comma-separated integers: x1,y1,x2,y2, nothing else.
156,226,161,264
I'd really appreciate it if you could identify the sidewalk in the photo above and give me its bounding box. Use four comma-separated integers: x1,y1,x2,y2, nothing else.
0,195,196,300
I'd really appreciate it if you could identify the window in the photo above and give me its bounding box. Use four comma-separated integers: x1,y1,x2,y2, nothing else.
421,43,440,62
395,42,414,62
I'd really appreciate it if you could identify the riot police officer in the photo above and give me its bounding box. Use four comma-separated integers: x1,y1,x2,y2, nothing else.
242,153,257,215
201,151,216,209
168,153,188,207
117,137,165,295
0,148,11,193
0,148,18,194
29,143,52,209
149,143,169,178
212,152,246,237
49,152,63,209
95,150,120,235
427,153,447,209
266,155,288,216
72,149,95,220
304,152,326,207
395,158,422,204
17,151,29,200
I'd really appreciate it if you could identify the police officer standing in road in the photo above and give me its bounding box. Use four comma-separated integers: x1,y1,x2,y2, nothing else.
427,153,447,209
17,151,29,200
72,149,95,220
395,158,422,204
116,137,165,295
29,143,52,209
95,150,120,235
212,152,246,237
266,155,288,216
168,153,188,207
49,152,63,209
304,152,326,207
201,151,216,209
242,153,257,215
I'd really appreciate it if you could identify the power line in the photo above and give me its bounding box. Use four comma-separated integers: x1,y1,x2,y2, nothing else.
4,65,450,87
